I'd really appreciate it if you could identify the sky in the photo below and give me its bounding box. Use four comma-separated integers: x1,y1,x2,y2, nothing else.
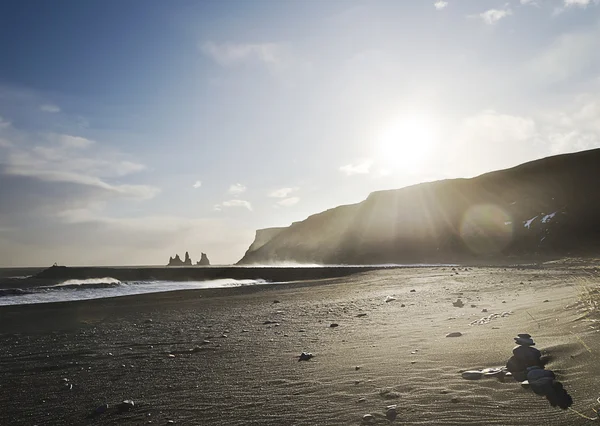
1,0,600,266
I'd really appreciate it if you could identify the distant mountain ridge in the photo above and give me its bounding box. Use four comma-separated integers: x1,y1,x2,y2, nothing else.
238,149,600,265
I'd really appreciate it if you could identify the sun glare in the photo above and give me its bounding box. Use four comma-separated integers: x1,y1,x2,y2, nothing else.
376,114,438,173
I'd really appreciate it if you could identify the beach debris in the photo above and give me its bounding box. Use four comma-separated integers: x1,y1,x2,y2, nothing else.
446,332,463,338
298,352,314,361
330,323,339,328
385,296,397,303
356,313,368,317
452,299,464,308
362,414,374,423
461,370,484,380
168,354,175,358
386,404,398,421
117,400,135,412
461,367,506,380
469,311,513,326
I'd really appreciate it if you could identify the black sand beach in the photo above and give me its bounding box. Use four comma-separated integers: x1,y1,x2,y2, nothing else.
1,265,599,425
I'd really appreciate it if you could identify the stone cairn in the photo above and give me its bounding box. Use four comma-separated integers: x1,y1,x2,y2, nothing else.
506,333,572,409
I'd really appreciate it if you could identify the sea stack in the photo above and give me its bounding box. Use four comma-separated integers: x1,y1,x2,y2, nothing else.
197,253,210,266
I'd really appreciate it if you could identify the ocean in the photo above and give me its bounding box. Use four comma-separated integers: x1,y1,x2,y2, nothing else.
0,277,269,306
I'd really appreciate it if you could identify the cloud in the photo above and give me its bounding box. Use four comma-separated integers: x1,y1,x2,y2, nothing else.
527,26,600,84
228,183,246,195
339,160,373,176
472,6,513,24
221,199,252,211
55,134,94,149
277,197,300,207
40,104,61,113
565,0,599,6
0,129,158,200
193,180,202,189
268,187,298,198
434,1,448,10
201,41,286,69
452,110,539,176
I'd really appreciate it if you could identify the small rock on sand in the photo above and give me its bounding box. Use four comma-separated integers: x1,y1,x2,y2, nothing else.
362,414,374,423
446,332,462,338
452,299,464,308
385,296,397,303
356,313,368,317
357,397,366,403
386,405,398,421
298,352,314,361
118,400,135,412
330,323,339,328
410,289,416,292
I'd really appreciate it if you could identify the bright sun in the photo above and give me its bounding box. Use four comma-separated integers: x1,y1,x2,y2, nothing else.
376,114,437,173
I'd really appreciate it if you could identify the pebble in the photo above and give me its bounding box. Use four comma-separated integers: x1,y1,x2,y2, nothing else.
298,352,314,361
461,370,484,380
446,332,462,337
481,309,488,313
410,289,416,292
356,313,368,317
362,414,374,422
452,299,464,308
355,366,361,370
386,405,397,421
118,400,135,412
263,320,277,325
385,296,397,303
357,397,366,403
330,323,339,328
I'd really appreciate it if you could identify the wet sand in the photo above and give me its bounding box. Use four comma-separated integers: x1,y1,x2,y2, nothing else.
1,266,599,425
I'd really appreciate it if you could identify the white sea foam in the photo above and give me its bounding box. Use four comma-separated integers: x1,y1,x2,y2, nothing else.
0,278,268,306
54,277,122,286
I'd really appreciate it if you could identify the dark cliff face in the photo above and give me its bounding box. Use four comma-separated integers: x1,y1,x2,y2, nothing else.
238,149,600,265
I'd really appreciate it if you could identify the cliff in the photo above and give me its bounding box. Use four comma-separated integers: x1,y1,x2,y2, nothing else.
238,149,600,265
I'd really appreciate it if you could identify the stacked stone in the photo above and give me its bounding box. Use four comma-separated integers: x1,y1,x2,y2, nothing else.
506,333,572,409
506,333,542,381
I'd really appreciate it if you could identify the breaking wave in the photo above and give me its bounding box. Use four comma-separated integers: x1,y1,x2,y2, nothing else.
0,278,269,306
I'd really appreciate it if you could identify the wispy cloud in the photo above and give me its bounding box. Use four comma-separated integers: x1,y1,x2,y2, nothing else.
268,187,298,198
201,41,286,69
0,129,158,200
277,197,300,207
193,180,202,189
565,0,599,6
434,1,448,10
228,183,246,195
471,6,513,24
339,160,373,176
221,199,252,211
0,116,11,128
40,104,61,113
